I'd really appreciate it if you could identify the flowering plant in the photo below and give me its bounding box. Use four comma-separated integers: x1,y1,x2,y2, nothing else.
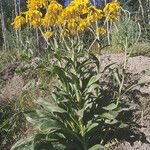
12,0,121,50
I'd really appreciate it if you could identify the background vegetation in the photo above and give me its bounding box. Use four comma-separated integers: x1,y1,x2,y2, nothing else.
0,0,150,149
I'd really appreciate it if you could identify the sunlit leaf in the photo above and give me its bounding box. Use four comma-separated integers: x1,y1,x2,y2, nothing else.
87,75,100,87
37,97,67,113
88,144,106,150
103,103,117,111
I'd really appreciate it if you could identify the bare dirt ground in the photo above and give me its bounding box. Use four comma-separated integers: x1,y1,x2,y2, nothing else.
100,54,150,150
0,54,150,149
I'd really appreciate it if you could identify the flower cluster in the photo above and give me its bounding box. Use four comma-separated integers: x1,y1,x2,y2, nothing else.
12,0,121,38
23,10,43,27
11,16,26,29
104,0,121,21
27,0,50,10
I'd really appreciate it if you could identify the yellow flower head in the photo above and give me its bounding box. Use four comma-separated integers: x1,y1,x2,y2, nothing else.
88,6,103,22
27,0,49,10
78,19,90,32
43,1,63,27
12,0,121,37
103,0,121,21
11,16,26,29
23,10,42,27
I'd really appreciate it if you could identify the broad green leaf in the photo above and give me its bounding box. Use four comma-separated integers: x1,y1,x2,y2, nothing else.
85,123,99,134
88,144,106,150
77,109,84,120
118,104,137,113
100,113,116,120
54,66,70,87
89,53,100,71
77,59,90,71
103,103,117,111
86,83,99,93
11,136,34,150
87,75,100,87
105,119,118,125
119,123,128,128
25,112,42,126
101,113,114,120
40,119,59,131
37,97,67,113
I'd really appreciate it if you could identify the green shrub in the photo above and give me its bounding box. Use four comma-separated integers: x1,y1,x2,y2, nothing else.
111,15,140,51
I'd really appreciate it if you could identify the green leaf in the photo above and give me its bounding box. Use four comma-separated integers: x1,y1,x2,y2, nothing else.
89,53,100,71
105,119,118,125
88,144,106,150
37,97,67,113
11,136,34,150
101,63,116,73
103,103,117,111
101,113,114,120
40,119,59,131
25,112,42,126
87,75,100,87
100,112,118,120
85,123,99,134
113,71,121,87
54,66,69,83
119,123,128,128
77,109,84,120
86,83,99,93
118,103,137,113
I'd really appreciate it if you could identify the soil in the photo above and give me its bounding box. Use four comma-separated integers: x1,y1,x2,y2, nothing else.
100,54,150,150
0,54,150,150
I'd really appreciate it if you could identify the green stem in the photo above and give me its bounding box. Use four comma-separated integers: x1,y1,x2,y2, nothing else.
79,121,88,150
116,37,128,106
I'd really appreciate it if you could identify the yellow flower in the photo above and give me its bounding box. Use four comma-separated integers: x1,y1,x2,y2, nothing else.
96,27,106,36
12,0,121,38
47,1,62,14
27,0,49,10
103,0,121,21
23,10,42,27
43,1,62,27
44,31,53,38
88,6,103,22
11,16,26,29
78,19,90,32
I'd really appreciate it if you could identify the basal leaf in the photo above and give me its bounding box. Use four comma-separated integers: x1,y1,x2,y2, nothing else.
85,122,99,135
100,113,116,120
25,112,42,126
103,103,117,111
37,97,67,113
105,119,118,125
11,136,34,150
